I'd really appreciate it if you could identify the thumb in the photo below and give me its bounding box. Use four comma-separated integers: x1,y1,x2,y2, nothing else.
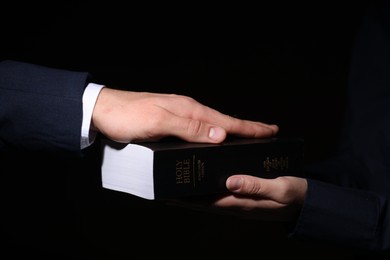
226,175,307,204
163,116,227,143
226,175,274,197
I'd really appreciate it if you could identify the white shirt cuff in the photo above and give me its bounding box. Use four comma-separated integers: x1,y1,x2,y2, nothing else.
81,83,105,149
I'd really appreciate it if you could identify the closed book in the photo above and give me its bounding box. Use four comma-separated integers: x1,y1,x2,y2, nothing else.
100,137,304,200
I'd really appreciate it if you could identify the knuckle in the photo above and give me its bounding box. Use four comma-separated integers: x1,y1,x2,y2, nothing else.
187,120,203,137
245,179,263,195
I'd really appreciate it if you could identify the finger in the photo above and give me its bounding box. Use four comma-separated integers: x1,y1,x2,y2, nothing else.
219,115,279,138
203,111,279,138
212,195,299,222
213,194,283,209
186,104,279,138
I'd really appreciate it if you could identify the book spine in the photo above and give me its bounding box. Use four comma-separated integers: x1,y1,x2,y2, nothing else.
153,141,304,199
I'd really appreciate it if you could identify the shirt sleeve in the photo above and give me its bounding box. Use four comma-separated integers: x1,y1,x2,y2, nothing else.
81,83,105,149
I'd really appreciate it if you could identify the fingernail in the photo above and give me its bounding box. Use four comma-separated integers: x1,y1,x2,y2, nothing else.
226,176,243,191
270,124,279,134
208,127,224,141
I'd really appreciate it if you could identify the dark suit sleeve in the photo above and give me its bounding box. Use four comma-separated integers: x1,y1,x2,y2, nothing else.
290,179,390,252
289,2,390,252
0,60,90,155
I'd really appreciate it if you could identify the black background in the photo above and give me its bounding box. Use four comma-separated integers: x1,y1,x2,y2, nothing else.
0,1,376,259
